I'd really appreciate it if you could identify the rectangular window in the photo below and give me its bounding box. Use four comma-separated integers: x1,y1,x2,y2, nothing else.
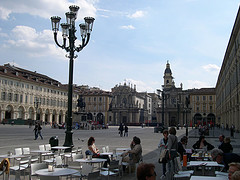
14,94,18,102
203,96,206,101
20,95,23,103
196,96,199,101
210,96,212,101
1,92,6,100
8,93,12,101
30,95,33,104
203,104,206,112
25,95,28,103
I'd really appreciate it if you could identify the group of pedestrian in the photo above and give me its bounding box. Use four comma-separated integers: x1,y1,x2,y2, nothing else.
118,123,128,137
158,127,178,176
34,123,43,140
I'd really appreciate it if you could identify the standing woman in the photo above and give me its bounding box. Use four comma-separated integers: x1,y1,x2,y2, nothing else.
158,129,168,176
168,127,178,174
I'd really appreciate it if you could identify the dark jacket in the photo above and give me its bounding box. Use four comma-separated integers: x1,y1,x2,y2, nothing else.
222,153,240,171
219,142,233,153
177,142,186,159
192,140,214,151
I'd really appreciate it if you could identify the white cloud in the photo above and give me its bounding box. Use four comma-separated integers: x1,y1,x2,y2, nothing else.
120,25,135,30
127,10,145,19
185,80,212,89
1,25,66,59
0,0,97,20
0,6,11,20
121,78,155,92
202,64,220,72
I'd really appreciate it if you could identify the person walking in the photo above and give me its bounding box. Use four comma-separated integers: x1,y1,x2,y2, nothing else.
34,123,43,140
33,123,38,140
158,129,168,176
124,124,128,137
167,127,178,174
118,123,124,137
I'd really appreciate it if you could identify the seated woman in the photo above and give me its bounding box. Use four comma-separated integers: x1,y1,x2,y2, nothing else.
87,136,110,168
192,135,214,151
122,136,142,164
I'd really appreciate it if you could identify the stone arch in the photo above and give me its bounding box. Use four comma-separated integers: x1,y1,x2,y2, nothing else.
87,113,93,120
97,113,104,124
59,110,63,124
5,105,14,119
52,109,57,123
28,107,34,120
45,109,50,123
18,106,25,119
207,113,216,126
36,108,42,121
194,113,202,125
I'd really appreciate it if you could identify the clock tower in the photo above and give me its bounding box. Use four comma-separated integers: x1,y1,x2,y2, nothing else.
163,61,174,89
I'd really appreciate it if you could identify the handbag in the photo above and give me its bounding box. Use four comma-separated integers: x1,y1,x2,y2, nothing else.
158,149,168,163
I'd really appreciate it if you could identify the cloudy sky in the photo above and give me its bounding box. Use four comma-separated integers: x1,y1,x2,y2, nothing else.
0,0,239,92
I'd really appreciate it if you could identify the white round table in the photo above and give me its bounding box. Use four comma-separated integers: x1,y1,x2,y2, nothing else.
30,150,52,162
75,158,107,163
35,168,79,177
116,148,130,151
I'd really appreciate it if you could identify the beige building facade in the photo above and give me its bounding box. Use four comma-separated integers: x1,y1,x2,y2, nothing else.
216,7,240,131
0,64,78,125
73,86,112,125
189,88,216,126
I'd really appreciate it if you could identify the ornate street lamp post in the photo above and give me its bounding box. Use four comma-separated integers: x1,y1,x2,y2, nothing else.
50,5,95,147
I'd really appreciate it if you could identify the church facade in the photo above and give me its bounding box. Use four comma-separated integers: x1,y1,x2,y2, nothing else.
157,62,216,128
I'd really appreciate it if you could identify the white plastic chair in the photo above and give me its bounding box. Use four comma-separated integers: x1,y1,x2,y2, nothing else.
23,147,38,163
102,147,106,153
30,163,48,179
106,146,109,153
100,160,119,179
10,156,31,179
14,148,29,164
68,154,83,171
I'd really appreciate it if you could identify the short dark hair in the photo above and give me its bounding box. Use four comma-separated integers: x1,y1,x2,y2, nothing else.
133,136,141,144
163,129,168,135
137,163,155,180
181,136,188,143
169,127,176,135
220,134,225,139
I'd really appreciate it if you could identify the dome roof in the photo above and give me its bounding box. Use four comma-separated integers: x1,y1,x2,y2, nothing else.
164,67,172,74
164,62,172,74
